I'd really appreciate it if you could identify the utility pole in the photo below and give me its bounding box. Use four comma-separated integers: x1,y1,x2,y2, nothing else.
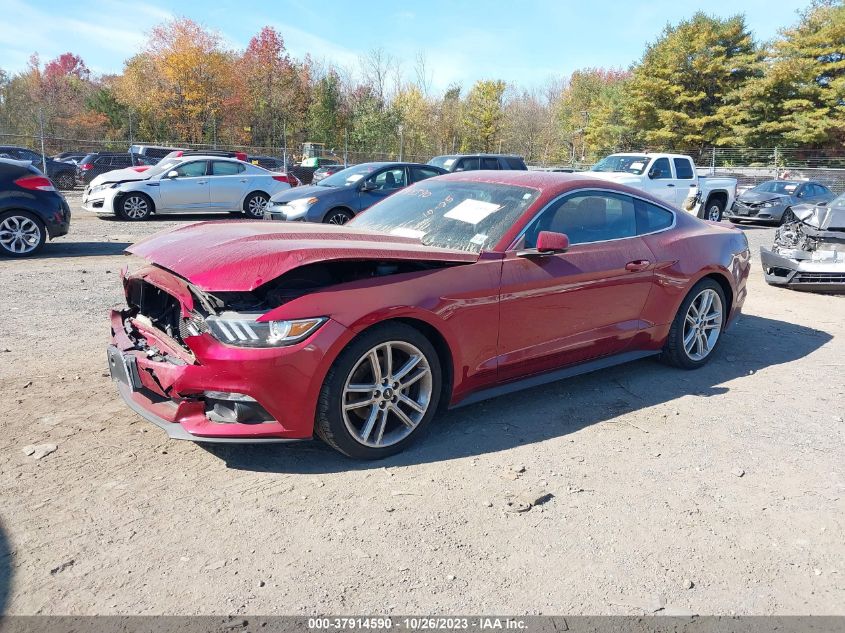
398,124,405,162
344,127,349,167
38,108,46,173
128,110,133,145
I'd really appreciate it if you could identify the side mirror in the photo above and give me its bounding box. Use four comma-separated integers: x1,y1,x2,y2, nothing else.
518,231,569,257
360,180,378,191
817,201,828,206
647,169,657,179
166,170,179,179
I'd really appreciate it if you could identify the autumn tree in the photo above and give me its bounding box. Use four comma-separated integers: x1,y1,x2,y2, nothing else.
624,12,758,150
726,0,845,147
115,18,236,143
461,80,506,152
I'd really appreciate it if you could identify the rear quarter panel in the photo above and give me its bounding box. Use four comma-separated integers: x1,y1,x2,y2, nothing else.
640,213,749,345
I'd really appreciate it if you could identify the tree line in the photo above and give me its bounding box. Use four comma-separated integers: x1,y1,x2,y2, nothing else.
0,0,842,164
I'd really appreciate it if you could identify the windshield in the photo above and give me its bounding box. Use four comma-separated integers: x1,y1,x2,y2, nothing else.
752,181,800,195
591,155,649,175
348,180,541,253
428,156,455,169
143,158,182,178
318,163,380,187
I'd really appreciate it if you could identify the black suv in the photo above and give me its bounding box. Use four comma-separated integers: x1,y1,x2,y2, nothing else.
0,146,77,190
428,154,528,172
76,152,154,185
0,158,70,257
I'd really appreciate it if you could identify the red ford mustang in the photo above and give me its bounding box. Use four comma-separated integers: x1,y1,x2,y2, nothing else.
109,172,750,459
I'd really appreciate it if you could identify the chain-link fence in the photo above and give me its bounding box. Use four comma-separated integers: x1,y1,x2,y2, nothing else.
3,132,845,193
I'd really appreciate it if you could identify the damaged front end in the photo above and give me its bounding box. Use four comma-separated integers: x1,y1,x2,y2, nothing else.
761,205,845,292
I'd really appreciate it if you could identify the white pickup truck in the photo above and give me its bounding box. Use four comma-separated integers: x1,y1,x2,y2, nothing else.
586,153,737,222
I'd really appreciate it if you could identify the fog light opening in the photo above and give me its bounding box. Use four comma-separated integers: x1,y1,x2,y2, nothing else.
203,391,274,424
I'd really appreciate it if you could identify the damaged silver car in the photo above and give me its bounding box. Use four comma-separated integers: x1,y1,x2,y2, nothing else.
761,193,845,291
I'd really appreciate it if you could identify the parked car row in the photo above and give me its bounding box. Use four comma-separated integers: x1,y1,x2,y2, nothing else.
0,146,77,190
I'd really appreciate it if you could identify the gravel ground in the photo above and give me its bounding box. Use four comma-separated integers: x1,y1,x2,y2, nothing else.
0,193,843,616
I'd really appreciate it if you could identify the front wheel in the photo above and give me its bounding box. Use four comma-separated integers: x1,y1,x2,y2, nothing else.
316,323,442,459
116,193,152,221
324,208,352,225
661,279,726,369
0,211,46,257
780,208,797,225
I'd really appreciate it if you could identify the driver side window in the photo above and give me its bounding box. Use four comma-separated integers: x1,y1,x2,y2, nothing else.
174,161,208,177
369,167,406,190
525,191,637,247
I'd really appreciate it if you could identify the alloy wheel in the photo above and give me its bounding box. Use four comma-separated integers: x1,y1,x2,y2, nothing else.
341,341,433,448
682,288,723,361
707,205,722,221
328,212,350,225
123,195,149,219
247,195,268,217
0,215,42,254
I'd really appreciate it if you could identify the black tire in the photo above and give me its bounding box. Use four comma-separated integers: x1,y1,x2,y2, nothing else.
0,210,46,257
703,198,725,222
660,278,727,370
54,171,75,191
315,322,443,459
323,208,352,225
243,192,270,218
728,218,742,224
115,193,153,221
780,208,797,225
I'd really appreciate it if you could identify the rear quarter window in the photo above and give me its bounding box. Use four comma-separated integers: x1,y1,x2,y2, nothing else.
634,198,674,233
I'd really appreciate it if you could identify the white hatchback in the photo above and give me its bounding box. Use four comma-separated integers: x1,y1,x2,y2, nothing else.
82,156,292,221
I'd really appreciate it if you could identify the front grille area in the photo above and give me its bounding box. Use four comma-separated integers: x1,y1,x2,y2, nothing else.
126,279,207,349
794,272,845,284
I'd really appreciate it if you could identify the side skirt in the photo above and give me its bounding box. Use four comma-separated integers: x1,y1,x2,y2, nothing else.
452,350,660,409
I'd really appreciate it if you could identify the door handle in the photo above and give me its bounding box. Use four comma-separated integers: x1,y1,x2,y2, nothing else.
666,183,675,187
197,180,207,185
625,259,651,272
240,179,247,182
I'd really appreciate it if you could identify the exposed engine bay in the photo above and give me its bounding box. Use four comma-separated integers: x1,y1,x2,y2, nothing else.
121,259,463,354
761,205,845,291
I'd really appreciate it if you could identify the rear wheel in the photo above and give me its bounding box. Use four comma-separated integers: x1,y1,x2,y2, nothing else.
0,211,46,257
243,192,269,218
316,323,442,459
324,208,352,225
116,193,152,221
704,198,724,222
661,279,726,369
54,171,75,190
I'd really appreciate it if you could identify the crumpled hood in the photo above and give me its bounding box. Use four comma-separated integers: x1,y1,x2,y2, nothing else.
738,191,788,204
795,204,845,230
126,221,479,291
90,167,151,188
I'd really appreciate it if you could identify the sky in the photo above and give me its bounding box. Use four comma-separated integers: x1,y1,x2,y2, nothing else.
0,0,812,91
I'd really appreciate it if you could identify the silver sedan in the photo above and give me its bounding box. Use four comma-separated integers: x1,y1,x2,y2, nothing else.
727,180,835,225
82,156,292,221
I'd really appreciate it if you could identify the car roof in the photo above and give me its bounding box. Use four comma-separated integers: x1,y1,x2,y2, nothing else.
0,157,33,168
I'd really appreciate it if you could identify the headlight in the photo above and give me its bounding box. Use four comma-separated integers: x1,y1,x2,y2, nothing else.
287,197,318,210
205,313,326,347
761,201,778,208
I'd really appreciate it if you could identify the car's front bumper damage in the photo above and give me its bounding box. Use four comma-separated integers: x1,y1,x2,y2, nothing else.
108,268,351,443
760,247,845,291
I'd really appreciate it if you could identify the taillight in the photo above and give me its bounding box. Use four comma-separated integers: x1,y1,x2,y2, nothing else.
272,175,289,183
132,166,150,172
235,152,247,161
80,163,93,170
15,175,56,191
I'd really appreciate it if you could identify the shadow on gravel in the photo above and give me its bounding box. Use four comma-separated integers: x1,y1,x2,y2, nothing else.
0,517,11,614
97,213,243,223
39,241,131,258
204,314,832,473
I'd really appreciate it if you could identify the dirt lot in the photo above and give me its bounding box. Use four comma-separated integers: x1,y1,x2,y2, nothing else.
1,193,843,616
